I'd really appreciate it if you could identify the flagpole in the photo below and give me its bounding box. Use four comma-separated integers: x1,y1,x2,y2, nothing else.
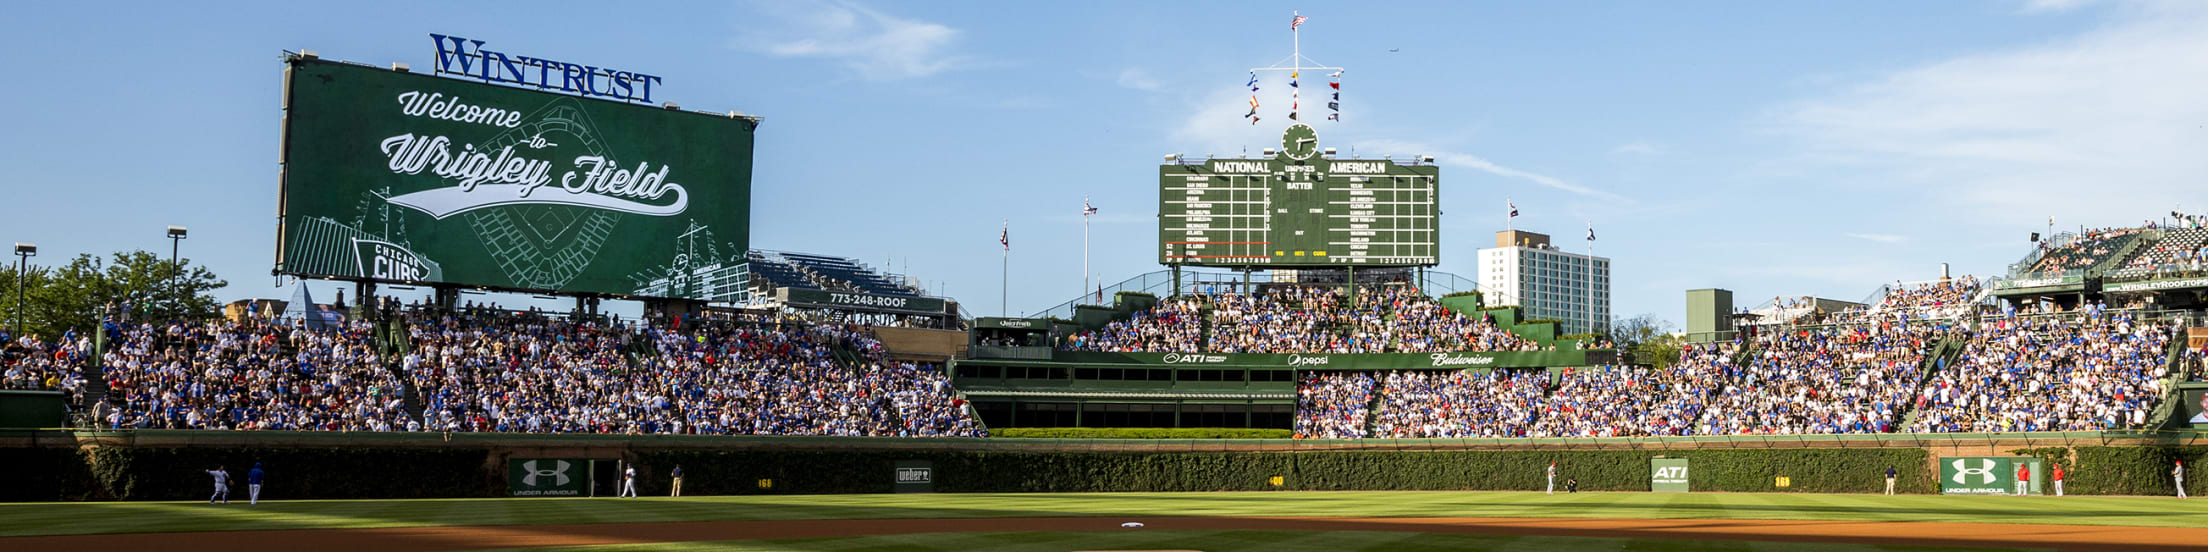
1586,221,1595,337
1082,198,1091,306
1507,196,1513,233
1002,219,1009,318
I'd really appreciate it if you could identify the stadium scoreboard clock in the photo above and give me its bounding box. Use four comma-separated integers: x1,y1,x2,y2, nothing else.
1159,124,1439,267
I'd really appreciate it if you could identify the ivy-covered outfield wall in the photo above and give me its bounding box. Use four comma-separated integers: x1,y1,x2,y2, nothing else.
8,432,2207,501
627,448,1935,496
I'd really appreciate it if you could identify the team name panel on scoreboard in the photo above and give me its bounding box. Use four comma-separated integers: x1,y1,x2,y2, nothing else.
1159,158,1439,267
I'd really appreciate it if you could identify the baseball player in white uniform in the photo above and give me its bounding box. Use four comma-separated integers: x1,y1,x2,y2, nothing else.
2177,461,2187,499
1547,462,1557,495
620,465,638,498
205,466,231,505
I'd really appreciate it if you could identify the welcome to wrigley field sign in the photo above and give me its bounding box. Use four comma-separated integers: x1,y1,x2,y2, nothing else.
276,45,756,302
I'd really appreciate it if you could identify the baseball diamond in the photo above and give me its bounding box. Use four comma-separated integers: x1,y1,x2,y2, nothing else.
9,4,2208,552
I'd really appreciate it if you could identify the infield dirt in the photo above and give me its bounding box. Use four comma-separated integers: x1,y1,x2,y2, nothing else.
4,516,2202,551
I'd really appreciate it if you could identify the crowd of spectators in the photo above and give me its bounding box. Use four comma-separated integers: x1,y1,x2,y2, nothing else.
1,331,93,400
1369,369,1545,438
1293,372,1374,439
1532,345,1730,437
2033,228,2145,272
99,319,413,431
405,311,984,437
60,305,983,437
1061,296,1204,352
1909,311,2174,432
1700,322,1942,435
1065,285,1545,354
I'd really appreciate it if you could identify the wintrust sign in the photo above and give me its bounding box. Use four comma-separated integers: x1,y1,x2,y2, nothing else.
430,34,665,103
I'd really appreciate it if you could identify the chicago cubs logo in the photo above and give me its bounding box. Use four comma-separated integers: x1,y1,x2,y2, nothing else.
1949,459,1997,485
521,459,572,487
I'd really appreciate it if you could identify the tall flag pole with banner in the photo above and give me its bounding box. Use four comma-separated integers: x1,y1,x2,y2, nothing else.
1508,198,1518,232
1248,11,1341,126
1000,220,1009,317
1082,198,1098,305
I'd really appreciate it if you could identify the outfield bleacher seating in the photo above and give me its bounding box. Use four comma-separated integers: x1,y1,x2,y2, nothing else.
2120,228,2208,270
2030,229,2145,273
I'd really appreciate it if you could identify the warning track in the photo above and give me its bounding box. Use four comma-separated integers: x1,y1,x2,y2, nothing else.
5,516,2202,551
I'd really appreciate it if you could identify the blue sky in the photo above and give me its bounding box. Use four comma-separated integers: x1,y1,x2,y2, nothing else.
4,0,2205,326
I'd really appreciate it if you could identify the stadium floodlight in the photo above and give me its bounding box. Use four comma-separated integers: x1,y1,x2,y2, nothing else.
1324,147,1337,156
1164,154,1178,161
300,50,319,60
391,62,410,73
662,102,681,110
13,242,33,337
1263,148,1276,156
166,227,187,318
1421,155,1435,163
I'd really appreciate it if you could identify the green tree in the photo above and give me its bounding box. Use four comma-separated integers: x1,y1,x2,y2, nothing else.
1610,313,1682,368
0,250,226,339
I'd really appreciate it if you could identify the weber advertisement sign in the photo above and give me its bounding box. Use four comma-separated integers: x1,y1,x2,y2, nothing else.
1651,458,1689,493
507,458,588,497
894,460,934,493
278,55,756,301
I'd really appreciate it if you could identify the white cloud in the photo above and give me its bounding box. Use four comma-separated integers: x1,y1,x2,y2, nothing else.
2018,0,2098,14
1844,233,1908,244
1769,3,2208,226
1166,91,1627,203
1612,141,1659,155
1117,68,1163,92
739,1,967,80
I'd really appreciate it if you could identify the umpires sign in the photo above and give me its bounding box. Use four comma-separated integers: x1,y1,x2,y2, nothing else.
508,458,588,497
895,460,934,493
1651,458,1689,493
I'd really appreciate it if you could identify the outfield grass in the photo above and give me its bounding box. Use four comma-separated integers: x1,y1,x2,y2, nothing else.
479,530,2045,552
0,491,2197,538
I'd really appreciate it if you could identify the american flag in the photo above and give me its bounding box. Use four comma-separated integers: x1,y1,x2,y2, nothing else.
1291,15,1307,30
1083,198,1098,216
1000,220,1009,251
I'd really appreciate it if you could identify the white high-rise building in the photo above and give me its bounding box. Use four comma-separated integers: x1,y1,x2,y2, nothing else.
1477,230,1611,335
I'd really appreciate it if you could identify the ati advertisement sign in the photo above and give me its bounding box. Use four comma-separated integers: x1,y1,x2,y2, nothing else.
779,288,947,315
1940,457,2043,495
1651,458,1689,493
278,57,756,301
1051,350,1593,369
507,458,588,497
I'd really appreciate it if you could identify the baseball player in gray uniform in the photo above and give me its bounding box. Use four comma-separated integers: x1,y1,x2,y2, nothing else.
205,465,231,505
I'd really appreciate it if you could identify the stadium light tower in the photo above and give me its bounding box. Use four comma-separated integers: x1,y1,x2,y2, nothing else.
167,226,187,319
13,242,33,337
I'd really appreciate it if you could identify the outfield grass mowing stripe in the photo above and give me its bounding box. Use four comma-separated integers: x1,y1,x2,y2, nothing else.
472,530,2051,552
3,491,2204,538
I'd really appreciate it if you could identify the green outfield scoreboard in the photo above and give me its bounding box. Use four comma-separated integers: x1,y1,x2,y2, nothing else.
1159,124,1439,267
277,55,757,301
